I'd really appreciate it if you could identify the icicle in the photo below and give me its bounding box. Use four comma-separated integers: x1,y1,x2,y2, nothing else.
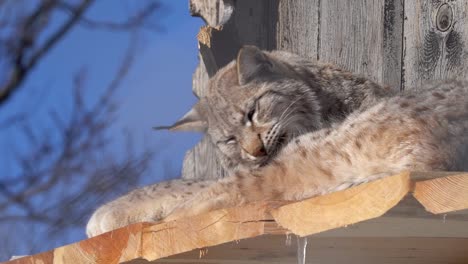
199,248,208,258
296,236,308,264
285,233,292,246
443,214,447,223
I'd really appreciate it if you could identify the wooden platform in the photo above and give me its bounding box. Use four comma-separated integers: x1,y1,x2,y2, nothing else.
151,236,468,264
4,171,468,264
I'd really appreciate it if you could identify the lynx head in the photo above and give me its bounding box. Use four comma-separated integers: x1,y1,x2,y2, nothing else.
161,46,323,171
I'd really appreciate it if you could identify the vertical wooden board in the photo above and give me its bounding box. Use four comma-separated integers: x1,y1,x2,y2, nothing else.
189,0,235,27
403,0,468,91
184,51,222,180
192,54,209,98
383,0,404,91
319,0,403,91
184,0,281,180
319,0,385,77
182,136,227,180
233,0,279,50
198,0,280,75
276,0,320,59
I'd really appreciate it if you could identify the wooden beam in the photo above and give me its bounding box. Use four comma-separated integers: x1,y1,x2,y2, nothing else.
271,172,411,236
414,173,468,214
4,171,468,264
154,236,468,264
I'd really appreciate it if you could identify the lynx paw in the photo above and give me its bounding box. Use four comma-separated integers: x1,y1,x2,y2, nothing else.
86,206,123,237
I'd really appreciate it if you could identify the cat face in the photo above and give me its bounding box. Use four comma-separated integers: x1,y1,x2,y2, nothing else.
161,46,323,170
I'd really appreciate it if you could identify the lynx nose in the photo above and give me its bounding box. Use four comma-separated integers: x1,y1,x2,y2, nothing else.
242,145,267,160
240,135,267,159
251,145,267,157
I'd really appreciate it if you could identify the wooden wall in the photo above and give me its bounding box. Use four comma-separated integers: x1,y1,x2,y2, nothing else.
183,0,468,180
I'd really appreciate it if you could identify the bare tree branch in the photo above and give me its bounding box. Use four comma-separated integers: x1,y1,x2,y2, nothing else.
0,0,95,107
60,1,162,32
0,1,164,259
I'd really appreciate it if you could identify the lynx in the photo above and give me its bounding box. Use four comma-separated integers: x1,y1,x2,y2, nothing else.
86,47,468,237
161,46,395,173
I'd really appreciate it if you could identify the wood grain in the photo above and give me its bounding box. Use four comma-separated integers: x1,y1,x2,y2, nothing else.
4,172,468,264
414,173,468,214
183,0,281,180
189,0,234,27
276,0,319,59
155,236,468,264
403,0,468,90
185,0,407,180
271,172,411,236
182,136,227,180
318,0,403,91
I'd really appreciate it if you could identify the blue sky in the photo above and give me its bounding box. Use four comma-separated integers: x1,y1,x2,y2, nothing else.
1,1,204,183
0,1,205,257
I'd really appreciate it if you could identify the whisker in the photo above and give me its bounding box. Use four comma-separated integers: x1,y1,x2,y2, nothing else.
278,97,302,122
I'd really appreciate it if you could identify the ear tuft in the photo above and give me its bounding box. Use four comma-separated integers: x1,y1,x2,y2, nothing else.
154,106,206,132
237,45,273,85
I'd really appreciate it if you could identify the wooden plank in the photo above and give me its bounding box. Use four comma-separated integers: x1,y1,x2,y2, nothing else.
318,0,403,91
403,0,468,90
414,173,468,213
4,223,150,264
191,53,209,98
314,214,468,238
6,171,468,264
138,201,285,261
232,0,279,50
196,0,280,76
154,236,468,264
276,0,319,59
384,194,468,221
382,0,404,91
271,172,411,236
182,136,227,180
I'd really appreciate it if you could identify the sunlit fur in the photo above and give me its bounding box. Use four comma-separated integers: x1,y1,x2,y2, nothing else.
194,47,395,173
164,79,468,221
86,48,468,237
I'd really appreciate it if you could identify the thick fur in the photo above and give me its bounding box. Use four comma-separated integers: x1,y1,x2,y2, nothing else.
172,46,395,173
86,47,468,237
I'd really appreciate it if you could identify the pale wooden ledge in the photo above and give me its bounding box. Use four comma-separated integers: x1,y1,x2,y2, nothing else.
4,171,468,264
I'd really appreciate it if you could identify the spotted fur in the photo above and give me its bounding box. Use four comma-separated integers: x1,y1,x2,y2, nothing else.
86,47,468,237
165,46,395,175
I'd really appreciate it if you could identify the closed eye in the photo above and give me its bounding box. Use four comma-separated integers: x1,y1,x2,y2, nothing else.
217,136,237,145
226,137,237,145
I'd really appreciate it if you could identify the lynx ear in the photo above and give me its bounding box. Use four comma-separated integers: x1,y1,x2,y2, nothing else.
153,106,207,132
237,45,274,85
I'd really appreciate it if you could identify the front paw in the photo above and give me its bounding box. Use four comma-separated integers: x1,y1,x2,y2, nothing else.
86,206,123,237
